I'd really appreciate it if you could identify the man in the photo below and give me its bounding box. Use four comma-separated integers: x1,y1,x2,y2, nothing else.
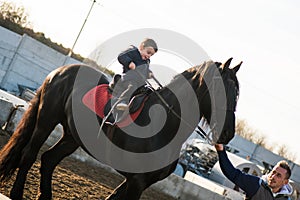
215,144,293,199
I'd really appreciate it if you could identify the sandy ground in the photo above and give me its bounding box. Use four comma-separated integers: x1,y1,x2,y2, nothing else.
0,130,175,200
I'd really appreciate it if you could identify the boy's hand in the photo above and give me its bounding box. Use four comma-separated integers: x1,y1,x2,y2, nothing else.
148,72,153,78
214,144,224,151
129,62,136,70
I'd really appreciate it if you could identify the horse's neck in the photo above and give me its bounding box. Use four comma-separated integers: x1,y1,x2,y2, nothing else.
160,80,198,106
151,83,201,154
158,81,201,126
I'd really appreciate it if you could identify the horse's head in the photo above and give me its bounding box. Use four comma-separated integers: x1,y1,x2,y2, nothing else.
189,58,241,144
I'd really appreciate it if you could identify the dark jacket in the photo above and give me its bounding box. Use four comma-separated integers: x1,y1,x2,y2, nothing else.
118,45,150,73
217,150,293,200
117,45,152,86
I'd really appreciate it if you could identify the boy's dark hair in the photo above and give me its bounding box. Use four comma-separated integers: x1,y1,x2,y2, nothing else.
277,160,291,179
141,38,158,52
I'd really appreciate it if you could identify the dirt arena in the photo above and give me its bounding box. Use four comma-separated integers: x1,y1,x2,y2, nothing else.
0,130,175,200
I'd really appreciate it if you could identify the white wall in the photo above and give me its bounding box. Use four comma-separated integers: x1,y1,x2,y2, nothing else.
0,26,81,93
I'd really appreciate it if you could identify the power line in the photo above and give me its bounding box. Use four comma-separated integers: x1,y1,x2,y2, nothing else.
67,0,97,58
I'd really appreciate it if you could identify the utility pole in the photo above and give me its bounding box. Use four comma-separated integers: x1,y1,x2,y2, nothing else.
64,0,96,63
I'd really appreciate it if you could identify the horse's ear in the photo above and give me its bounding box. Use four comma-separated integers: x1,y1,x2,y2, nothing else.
223,57,233,69
233,61,242,74
215,62,222,67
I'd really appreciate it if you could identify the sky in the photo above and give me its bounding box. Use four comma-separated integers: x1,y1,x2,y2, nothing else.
5,0,300,163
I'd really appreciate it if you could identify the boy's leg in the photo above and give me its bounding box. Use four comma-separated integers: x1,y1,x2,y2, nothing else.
116,81,137,110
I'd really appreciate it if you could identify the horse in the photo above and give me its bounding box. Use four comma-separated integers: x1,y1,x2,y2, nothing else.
0,58,241,200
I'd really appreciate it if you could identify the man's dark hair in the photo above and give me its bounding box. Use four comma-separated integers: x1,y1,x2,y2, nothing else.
277,160,291,179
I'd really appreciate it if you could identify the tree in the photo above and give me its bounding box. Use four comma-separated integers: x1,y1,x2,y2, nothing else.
235,119,257,143
277,144,296,162
236,119,296,162
253,134,267,148
0,1,31,28
236,119,268,149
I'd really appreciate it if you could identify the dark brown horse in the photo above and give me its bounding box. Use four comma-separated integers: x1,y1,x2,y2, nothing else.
0,58,241,200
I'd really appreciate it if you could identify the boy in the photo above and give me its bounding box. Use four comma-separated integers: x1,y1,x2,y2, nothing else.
113,38,158,110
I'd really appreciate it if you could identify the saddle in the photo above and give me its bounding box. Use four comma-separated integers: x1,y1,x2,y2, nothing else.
82,78,152,127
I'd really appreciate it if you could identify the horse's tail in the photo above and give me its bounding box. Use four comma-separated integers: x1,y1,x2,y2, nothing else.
0,88,42,183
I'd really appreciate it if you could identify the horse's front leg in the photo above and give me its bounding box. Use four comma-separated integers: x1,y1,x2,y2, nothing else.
106,179,128,200
106,175,147,200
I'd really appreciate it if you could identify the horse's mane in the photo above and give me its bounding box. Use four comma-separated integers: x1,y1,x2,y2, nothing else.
165,60,216,89
161,60,240,99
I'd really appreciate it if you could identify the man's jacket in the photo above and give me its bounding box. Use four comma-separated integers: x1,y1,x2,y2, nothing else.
217,150,293,199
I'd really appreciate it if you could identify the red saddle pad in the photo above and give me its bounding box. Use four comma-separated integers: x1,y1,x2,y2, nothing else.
82,84,145,128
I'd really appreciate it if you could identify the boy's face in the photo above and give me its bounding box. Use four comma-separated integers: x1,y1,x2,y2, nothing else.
139,46,156,60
